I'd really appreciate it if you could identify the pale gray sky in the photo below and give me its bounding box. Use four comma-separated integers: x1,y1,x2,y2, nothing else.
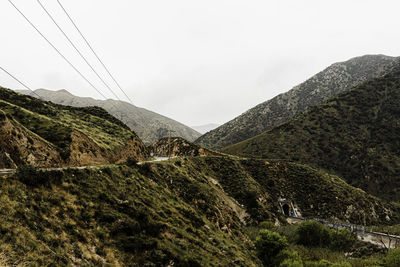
1,0,400,126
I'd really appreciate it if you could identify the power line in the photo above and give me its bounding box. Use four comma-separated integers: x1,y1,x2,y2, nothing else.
7,0,108,100
0,66,42,99
36,0,121,101
56,0,134,104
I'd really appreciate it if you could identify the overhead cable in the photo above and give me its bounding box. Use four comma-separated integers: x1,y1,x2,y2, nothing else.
7,0,108,100
56,0,134,104
0,66,43,99
37,0,121,101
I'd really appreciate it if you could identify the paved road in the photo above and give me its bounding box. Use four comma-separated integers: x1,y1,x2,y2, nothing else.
137,156,175,164
0,165,97,176
0,158,174,175
0,169,15,175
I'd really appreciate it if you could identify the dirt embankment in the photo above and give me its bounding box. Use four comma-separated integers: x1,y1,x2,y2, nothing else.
0,112,63,168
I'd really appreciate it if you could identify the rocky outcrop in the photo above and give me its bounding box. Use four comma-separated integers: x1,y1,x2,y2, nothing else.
67,130,108,166
67,131,148,166
114,137,148,163
149,137,221,157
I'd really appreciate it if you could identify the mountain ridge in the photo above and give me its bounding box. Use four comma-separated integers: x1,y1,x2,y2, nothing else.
223,68,400,201
18,88,201,145
195,54,400,150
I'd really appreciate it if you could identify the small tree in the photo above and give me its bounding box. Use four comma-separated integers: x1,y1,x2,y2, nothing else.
296,221,330,247
16,164,45,186
255,229,288,266
125,157,138,167
329,228,356,251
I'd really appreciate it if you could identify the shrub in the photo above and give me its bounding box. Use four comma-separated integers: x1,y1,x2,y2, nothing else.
304,260,351,267
15,165,46,186
255,229,288,266
296,221,330,247
382,248,400,267
329,228,356,251
125,157,138,167
280,258,303,267
260,221,275,229
278,250,303,267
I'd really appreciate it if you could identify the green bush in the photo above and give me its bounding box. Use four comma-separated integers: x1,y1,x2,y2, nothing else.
260,221,275,229
278,250,303,267
255,229,288,266
296,221,330,247
305,260,351,267
382,248,400,267
280,258,303,267
329,228,356,251
16,165,46,186
125,157,138,167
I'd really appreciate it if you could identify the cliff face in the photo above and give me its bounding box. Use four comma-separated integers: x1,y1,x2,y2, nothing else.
196,55,400,150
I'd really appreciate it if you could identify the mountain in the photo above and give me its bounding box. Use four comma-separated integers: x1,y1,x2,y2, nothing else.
223,68,400,202
2,85,400,265
196,55,400,150
191,123,220,134
149,137,221,157
19,89,201,145
0,86,147,167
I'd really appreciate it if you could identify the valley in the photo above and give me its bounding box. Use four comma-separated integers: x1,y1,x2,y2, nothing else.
2,64,400,265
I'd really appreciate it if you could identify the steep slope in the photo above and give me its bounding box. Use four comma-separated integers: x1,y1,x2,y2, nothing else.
181,157,400,225
0,86,148,167
223,69,400,201
0,110,62,168
0,157,398,265
196,54,400,150
19,89,201,145
149,137,221,157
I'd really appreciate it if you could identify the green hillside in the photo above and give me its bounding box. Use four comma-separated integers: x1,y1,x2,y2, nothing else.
19,88,201,145
196,55,400,150
0,86,148,167
0,157,399,265
223,69,400,201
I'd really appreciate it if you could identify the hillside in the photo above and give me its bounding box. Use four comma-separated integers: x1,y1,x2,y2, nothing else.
196,54,400,150
19,89,201,145
0,157,399,265
149,137,221,157
223,69,400,202
0,86,148,167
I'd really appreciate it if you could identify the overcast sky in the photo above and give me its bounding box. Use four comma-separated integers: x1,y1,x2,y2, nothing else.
1,0,400,126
